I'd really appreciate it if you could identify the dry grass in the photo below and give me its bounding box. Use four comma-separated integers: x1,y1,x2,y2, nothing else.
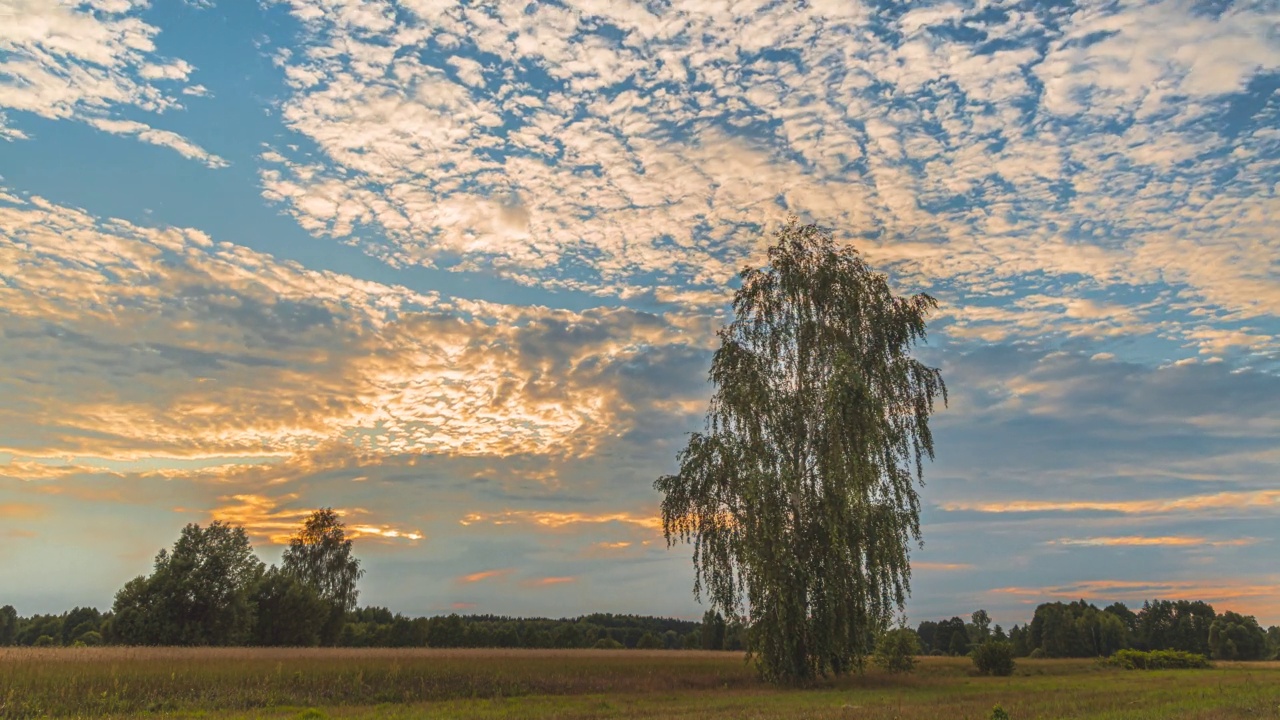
0,648,1277,719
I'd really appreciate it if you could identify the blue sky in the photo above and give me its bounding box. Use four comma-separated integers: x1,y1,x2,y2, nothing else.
1,0,1278,627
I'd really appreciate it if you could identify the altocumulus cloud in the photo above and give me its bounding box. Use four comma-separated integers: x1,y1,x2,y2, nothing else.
0,0,1277,623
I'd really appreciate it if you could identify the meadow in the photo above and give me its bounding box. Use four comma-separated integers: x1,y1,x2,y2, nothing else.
1,647,1278,719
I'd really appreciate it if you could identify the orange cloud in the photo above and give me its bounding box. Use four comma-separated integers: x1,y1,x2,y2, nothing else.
1048,536,1258,547
209,494,422,545
0,461,123,481
941,489,1280,515
596,541,633,550
0,503,45,519
456,569,513,584
459,510,662,531
521,576,577,588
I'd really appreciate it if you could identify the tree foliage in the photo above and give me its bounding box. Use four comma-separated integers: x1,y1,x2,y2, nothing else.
656,219,946,682
874,627,921,673
1208,611,1268,660
250,566,329,646
281,508,365,645
0,605,17,646
972,639,1016,676
110,522,263,645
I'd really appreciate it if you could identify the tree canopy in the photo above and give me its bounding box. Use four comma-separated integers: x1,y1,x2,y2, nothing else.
282,508,365,644
656,218,946,682
111,521,263,646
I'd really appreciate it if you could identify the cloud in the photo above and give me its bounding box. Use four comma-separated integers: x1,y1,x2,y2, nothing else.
254,0,1279,362
1047,536,1259,548
0,0,225,165
913,562,974,571
456,568,512,584
207,493,422,545
0,502,45,519
0,188,711,463
941,490,1280,516
459,509,662,531
520,576,577,588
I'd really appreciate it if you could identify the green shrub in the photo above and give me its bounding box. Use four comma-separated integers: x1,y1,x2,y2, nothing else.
990,704,1011,720
1027,648,1046,659
1107,649,1210,670
973,640,1016,676
76,630,103,646
874,628,921,674
34,635,56,647
593,637,624,649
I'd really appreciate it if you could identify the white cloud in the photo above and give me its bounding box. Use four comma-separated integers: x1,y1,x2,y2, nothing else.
0,187,710,462
253,0,1278,360
0,0,225,166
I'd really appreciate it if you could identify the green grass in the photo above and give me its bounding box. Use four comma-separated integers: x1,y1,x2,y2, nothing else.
1,648,1277,719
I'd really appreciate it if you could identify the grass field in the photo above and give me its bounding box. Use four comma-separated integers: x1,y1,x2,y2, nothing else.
2,647,1278,719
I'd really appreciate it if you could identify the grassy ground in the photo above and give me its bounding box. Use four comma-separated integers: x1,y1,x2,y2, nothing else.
1,648,1277,719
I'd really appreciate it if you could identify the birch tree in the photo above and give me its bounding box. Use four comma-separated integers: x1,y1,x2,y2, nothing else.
655,218,946,682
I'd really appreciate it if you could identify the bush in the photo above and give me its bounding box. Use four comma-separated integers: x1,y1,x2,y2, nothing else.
990,705,1011,720
34,635,56,647
1107,649,1210,670
1027,648,1046,659
593,637,624,649
76,630,103,646
973,641,1016,676
874,628,921,674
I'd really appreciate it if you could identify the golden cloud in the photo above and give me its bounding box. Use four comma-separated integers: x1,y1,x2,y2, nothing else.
0,503,46,519
1,189,706,464
941,489,1280,515
208,494,422,545
459,510,662,531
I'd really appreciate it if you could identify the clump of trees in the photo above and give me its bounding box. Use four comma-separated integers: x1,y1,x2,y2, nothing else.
910,600,1277,663
656,219,946,683
108,509,363,646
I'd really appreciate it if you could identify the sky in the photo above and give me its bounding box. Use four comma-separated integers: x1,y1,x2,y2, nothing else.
1,0,1278,629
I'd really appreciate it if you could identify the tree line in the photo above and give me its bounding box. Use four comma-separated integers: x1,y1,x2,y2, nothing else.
2,509,1274,659
0,511,724,651
913,602,1279,661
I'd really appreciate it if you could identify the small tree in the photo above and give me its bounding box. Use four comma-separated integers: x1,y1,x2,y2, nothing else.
656,218,946,683
973,640,1016,676
970,609,991,644
874,628,921,673
0,605,17,646
282,509,364,645
701,609,727,650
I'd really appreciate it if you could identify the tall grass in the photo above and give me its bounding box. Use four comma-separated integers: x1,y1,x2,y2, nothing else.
0,648,752,717
1,649,1277,719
